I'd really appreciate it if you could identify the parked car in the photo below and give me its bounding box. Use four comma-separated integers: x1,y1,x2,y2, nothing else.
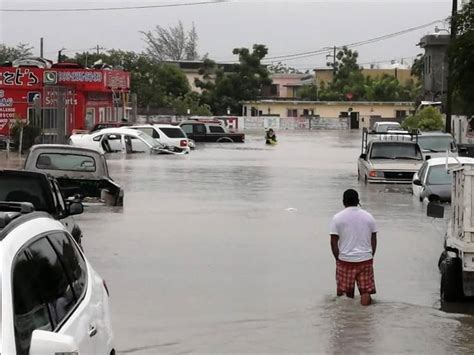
417,131,457,158
129,124,190,153
358,129,424,183
24,144,124,206
68,127,187,155
412,157,474,202
0,169,84,246
0,201,114,355
371,121,402,133
89,121,132,133
179,120,245,143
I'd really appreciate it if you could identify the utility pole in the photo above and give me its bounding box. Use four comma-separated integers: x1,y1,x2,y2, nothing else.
96,44,100,55
40,37,44,58
333,45,337,76
445,0,458,133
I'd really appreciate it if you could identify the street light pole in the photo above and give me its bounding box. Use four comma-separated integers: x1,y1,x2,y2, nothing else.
445,0,458,133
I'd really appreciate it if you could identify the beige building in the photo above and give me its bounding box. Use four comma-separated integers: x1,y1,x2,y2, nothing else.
314,68,417,87
242,100,414,129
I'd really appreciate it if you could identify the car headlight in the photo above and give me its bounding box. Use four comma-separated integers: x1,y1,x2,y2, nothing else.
368,170,384,178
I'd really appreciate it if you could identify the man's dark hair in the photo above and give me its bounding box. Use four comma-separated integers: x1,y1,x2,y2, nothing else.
343,189,359,207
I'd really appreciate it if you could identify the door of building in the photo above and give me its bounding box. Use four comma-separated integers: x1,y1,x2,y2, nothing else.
350,112,360,129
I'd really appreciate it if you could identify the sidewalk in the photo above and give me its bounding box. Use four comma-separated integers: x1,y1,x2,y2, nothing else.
0,151,25,169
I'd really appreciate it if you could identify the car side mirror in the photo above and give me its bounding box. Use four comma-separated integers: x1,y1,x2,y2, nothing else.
427,201,444,219
425,155,431,161
360,153,367,160
413,179,422,186
68,201,84,216
29,330,79,355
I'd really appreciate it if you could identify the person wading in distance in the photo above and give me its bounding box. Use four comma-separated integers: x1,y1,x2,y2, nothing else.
330,189,377,306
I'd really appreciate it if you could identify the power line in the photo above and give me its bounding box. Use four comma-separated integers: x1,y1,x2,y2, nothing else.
262,17,447,63
1,0,230,12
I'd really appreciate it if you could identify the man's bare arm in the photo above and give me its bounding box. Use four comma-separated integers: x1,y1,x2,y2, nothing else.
371,232,377,257
330,234,339,260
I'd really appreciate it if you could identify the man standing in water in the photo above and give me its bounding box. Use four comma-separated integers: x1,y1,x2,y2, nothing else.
330,189,377,305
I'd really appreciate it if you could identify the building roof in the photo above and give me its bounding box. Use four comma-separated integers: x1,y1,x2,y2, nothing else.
242,100,415,105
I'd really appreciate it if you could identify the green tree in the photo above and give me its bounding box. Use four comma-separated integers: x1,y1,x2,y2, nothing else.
411,54,424,81
167,92,212,116
196,44,271,115
449,1,474,115
0,43,33,63
401,107,444,131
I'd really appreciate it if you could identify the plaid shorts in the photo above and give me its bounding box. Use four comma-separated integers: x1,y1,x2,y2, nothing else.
336,259,376,297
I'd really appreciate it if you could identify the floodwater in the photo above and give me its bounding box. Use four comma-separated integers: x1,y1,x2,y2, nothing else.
74,130,474,354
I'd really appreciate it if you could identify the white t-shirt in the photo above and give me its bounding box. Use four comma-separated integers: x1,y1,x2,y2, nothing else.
330,207,377,262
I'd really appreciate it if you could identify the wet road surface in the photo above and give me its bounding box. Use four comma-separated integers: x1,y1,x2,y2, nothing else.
75,130,474,354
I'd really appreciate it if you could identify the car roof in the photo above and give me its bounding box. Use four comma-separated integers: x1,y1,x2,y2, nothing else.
370,140,418,145
418,132,452,137
153,124,182,129
426,157,474,166
92,127,143,136
29,144,103,156
375,121,401,125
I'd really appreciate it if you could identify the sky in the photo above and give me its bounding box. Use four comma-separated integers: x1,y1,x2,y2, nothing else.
0,0,454,70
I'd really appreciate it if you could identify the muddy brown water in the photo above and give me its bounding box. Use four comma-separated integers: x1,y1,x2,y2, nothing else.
8,131,474,353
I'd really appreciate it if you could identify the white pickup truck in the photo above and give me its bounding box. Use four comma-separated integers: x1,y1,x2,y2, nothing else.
357,128,425,183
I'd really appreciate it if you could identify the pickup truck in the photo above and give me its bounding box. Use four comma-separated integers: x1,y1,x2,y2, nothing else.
179,120,245,143
357,129,424,183
24,144,124,206
0,170,84,245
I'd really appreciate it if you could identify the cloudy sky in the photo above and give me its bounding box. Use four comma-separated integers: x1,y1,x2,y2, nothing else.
0,0,453,69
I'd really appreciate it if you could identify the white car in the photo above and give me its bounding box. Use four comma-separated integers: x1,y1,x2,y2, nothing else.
0,201,114,354
412,157,474,202
68,127,187,155
372,121,402,133
128,124,190,153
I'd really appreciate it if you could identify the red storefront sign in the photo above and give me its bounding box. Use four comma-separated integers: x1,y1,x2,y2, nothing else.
0,66,130,135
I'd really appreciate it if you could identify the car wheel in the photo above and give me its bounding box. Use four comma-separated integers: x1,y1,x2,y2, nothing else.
217,137,234,143
440,256,463,303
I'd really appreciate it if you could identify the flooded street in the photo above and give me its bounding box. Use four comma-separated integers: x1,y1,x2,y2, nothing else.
75,130,474,354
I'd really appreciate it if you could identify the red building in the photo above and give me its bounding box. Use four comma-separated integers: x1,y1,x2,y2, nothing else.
0,63,130,141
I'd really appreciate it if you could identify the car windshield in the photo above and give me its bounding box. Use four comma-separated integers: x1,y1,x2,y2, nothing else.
0,175,50,212
36,153,96,172
370,143,422,160
376,123,401,132
427,165,453,185
137,132,158,148
418,135,455,152
159,127,185,138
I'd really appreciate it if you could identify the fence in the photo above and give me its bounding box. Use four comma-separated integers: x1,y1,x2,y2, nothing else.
136,115,351,131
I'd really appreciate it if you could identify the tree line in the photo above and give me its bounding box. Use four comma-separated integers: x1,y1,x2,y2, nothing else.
1,12,472,118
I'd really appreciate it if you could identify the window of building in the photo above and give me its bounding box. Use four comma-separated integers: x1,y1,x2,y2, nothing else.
287,109,298,117
270,84,279,96
396,110,407,118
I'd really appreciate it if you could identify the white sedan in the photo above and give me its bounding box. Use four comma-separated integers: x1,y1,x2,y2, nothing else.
412,157,474,202
0,201,114,354
69,127,187,155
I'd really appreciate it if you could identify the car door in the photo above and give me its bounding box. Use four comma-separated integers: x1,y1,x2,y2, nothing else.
11,232,95,354
412,162,428,199
180,124,194,140
193,124,207,142
358,142,371,180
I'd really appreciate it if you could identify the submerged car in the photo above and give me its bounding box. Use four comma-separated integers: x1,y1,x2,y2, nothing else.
129,124,190,153
417,132,457,158
0,201,114,354
24,144,124,206
412,157,474,202
68,127,187,155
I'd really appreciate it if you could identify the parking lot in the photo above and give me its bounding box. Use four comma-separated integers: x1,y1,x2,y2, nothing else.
66,130,474,353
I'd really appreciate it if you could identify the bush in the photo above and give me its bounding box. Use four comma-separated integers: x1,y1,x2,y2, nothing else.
10,119,42,152
402,107,444,131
